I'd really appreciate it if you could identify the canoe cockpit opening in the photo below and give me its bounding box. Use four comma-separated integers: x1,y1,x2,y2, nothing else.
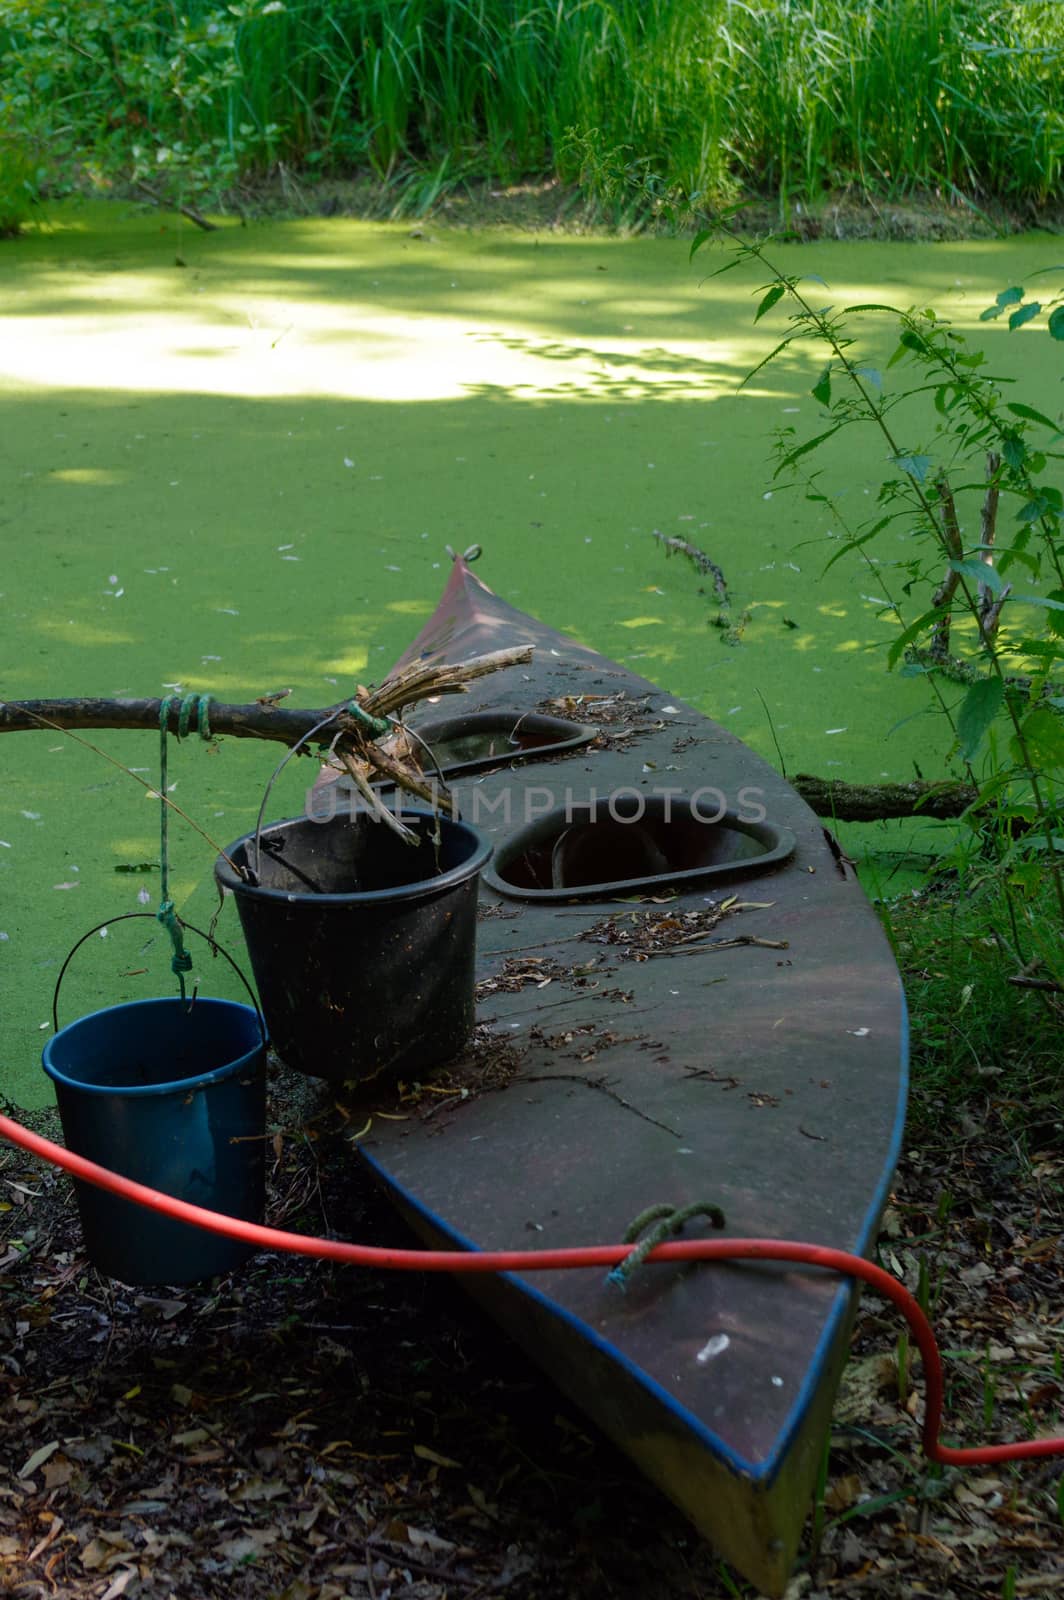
410,710,594,778
483,794,796,902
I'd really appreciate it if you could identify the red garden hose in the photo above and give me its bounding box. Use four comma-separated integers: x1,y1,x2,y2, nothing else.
1,1110,1061,1470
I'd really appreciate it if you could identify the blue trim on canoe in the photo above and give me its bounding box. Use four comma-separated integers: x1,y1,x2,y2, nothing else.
360,984,910,1488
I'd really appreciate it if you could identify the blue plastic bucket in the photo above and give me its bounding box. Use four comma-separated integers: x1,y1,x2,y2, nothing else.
43,995,266,1285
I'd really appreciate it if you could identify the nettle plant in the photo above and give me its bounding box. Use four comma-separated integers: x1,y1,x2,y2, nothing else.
693,226,1064,950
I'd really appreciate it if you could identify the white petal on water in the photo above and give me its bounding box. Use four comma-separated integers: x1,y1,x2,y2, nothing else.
137,889,151,905
281,555,300,561
343,457,355,468
696,1334,730,1364
848,1027,870,1038
0,932,8,941
825,727,847,735
0,841,10,849
216,609,239,615
277,543,295,551
99,928,108,938
108,574,118,585
20,811,40,821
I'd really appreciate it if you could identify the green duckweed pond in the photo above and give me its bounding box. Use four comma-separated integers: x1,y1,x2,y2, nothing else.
2,202,1061,1104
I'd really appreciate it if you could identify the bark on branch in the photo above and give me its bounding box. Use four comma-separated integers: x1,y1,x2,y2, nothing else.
0,647,534,747
792,774,977,822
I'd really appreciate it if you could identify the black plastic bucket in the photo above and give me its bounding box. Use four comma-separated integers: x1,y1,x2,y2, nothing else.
43,994,266,1285
215,808,492,1087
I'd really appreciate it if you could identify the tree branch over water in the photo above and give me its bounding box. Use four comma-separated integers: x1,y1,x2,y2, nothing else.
0,694,981,822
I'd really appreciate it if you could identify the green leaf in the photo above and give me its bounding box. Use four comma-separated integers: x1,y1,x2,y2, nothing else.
1006,401,1061,430
689,228,712,261
738,335,796,391
1008,301,1042,330
1013,706,1064,776
957,677,1005,762
886,606,946,669
754,283,786,322
1048,305,1064,341
995,545,1040,578
997,286,1025,308
1046,589,1064,639
820,516,891,574
1014,592,1064,613
1002,434,1026,470
1015,638,1064,658
892,453,932,484
949,557,1004,593
776,423,842,471
811,365,832,406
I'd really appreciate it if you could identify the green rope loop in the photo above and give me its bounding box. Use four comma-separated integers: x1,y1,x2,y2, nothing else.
345,700,391,741
177,691,212,740
155,693,212,1000
607,1201,727,1292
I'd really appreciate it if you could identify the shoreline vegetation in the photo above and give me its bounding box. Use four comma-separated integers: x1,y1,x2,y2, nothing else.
2,0,1064,238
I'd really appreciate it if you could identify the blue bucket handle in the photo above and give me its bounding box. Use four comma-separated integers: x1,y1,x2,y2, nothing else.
52,912,267,1042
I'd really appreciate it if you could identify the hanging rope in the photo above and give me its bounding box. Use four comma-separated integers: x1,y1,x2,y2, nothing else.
157,694,213,998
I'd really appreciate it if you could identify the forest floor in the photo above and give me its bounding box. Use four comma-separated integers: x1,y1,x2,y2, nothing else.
1,1066,1062,1600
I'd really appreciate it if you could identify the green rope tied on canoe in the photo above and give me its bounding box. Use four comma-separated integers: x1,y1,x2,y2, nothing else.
607,1201,727,1292
156,694,213,997
345,700,391,741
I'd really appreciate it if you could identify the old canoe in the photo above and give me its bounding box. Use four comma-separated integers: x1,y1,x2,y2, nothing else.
338,553,908,1596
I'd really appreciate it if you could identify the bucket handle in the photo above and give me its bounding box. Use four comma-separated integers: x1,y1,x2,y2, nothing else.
52,913,267,1043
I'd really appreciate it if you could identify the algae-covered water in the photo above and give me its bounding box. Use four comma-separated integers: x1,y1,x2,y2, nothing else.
2,203,1061,1106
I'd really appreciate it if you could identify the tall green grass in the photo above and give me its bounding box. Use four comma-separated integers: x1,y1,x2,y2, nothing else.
1,0,1062,212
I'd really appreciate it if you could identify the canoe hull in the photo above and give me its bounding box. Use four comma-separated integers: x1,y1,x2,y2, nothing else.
329,557,906,1595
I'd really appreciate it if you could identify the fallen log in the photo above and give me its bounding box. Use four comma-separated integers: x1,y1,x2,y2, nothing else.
791,774,977,823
